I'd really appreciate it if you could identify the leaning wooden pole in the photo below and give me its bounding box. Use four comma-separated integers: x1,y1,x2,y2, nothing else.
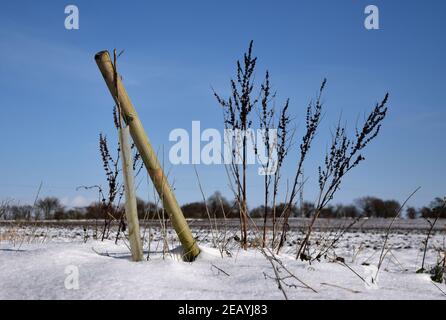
95,50,200,261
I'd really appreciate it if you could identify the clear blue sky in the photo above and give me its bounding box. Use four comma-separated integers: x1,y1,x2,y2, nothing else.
0,0,445,208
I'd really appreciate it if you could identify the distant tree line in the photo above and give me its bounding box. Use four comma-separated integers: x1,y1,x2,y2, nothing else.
0,193,445,221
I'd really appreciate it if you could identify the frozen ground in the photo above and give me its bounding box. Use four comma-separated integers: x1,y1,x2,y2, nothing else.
0,222,445,300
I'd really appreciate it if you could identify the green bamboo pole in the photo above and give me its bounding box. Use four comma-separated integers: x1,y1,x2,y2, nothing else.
95,50,200,261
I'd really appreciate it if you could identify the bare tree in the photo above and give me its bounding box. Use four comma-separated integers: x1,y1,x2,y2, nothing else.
0,200,11,220
36,197,63,220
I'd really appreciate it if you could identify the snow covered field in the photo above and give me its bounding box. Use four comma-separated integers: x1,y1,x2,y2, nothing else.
0,222,445,300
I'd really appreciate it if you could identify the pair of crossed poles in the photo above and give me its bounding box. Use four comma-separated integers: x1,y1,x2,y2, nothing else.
95,51,200,262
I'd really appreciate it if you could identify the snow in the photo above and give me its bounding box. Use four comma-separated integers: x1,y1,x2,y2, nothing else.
0,224,445,300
